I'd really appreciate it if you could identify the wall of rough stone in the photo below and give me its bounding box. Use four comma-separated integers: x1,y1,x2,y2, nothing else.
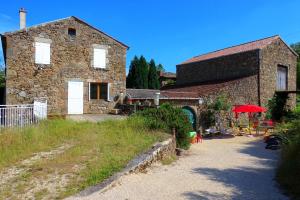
176,50,260,86
216,75,259,106
73,137,176,198
260,38,298,108
3,17,127,114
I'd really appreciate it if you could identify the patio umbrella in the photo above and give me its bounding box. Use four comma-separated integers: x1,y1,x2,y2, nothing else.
232,104,267,113
232,105,267,133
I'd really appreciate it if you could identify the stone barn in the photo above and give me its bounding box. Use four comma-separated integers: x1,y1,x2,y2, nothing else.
126,36,298,130
165,35,298,109
153,35,298,129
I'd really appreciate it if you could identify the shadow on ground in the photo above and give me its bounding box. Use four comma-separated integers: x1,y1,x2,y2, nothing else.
182,139,288,200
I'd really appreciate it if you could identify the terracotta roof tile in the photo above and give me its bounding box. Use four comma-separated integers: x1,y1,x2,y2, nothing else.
160,91,198,99
162,76,253,97
126,89,160,99
181,35,280,65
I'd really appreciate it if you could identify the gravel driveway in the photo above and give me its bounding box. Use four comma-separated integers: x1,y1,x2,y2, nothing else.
71,136,288,200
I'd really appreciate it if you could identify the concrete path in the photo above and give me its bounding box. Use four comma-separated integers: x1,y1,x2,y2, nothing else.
67,114,126,123
71,136,288,200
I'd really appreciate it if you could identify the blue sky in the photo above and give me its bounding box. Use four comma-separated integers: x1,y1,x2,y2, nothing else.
1,0,300,72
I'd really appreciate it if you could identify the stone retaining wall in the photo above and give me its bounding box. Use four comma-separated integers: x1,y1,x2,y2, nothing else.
70,137,176,198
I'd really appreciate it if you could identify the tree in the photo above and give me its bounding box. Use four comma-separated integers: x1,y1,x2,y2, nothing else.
148,59,160,89
0,69,4,88
291,43,300,89
137,56,149,89
126,56,139,88
156,64,165,72
126,56,163,89
0,56,4,88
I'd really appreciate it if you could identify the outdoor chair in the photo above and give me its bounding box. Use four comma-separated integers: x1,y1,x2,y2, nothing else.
196,132,203,143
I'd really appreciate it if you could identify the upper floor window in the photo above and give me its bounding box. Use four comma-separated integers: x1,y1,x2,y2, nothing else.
93,48,106,69
68,28,76,37
277,65,288,90
35,42,50,64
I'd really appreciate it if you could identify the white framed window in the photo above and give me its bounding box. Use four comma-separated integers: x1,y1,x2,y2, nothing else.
35,42,50,64
89,82,111,101
93,48,106,68
277,66,288,90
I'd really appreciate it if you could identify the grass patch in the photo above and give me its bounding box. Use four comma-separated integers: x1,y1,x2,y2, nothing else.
161,155,177,165
34,188,49,200
0,117,169,199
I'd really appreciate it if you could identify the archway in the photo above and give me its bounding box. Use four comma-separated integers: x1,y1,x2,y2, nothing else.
182,106,197,130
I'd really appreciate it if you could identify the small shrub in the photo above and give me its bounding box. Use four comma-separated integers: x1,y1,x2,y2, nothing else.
275,118,300,199
208,95,231,111
200,109,215,129
134,103,193,149
266,93,291,121
200,94,232,130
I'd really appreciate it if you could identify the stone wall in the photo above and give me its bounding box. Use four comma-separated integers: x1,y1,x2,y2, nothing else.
72,137,176,198
176,50,260,86
216,75,259,106
3,17,127,115
260,38,298,108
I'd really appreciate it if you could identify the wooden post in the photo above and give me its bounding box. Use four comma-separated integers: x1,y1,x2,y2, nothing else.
172,128,176,139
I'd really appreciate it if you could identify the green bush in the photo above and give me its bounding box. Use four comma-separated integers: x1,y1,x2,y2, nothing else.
134,103,193,149
200,109,215,129
276,118,300,199
200,94,232,130
266,93,291,121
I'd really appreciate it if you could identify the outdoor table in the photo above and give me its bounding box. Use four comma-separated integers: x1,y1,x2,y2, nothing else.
238,124,250,134
256,125,274,135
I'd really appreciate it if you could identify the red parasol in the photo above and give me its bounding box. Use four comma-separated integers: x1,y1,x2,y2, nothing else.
232,105,267,113
233,105,267,119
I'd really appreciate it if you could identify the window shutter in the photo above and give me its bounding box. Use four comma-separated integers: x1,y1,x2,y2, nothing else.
88,82,91,101
107,83,111,101
277,66,287,90
93,48,106,68
279,70,283,90
282,70,286,90
42,43,50,64
35,42,42,64
35,42,50,64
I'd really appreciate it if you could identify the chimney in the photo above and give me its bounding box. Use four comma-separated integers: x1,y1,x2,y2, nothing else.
19,8,27,29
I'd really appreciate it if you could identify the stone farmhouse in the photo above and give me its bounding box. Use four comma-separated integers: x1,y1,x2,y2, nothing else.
1,9,128,115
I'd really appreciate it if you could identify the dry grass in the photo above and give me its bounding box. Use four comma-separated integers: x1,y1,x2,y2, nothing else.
161,155,177,165
0,117,168,199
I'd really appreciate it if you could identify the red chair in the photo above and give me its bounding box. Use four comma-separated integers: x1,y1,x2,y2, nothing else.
196,132,203,143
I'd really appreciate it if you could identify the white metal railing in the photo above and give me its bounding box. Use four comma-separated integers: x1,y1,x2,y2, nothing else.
0,101,47,129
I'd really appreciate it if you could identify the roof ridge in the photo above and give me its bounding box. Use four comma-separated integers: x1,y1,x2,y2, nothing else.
162,91,196,93
2,16,72,35
126,88,159,91
1,16,129,49
191,35,279,60
181,35,280,65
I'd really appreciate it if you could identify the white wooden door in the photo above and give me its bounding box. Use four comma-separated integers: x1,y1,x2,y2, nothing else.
68,81,83,114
